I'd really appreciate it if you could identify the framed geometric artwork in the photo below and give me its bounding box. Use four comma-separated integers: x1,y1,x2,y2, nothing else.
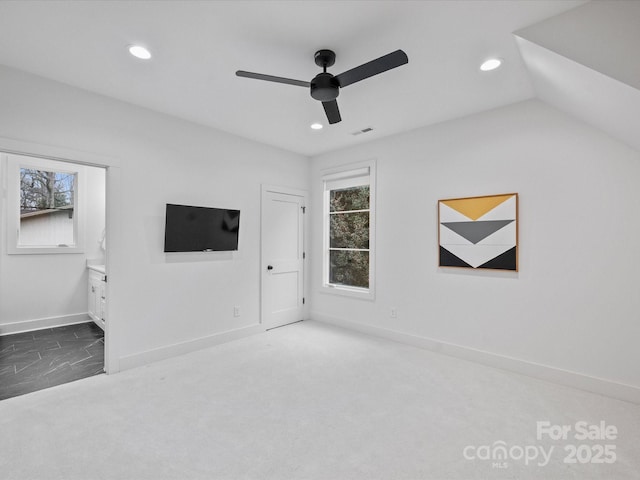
438,193,518,271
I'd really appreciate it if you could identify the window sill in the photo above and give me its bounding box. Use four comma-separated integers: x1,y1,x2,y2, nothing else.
321,284,375,301
8,246,85,255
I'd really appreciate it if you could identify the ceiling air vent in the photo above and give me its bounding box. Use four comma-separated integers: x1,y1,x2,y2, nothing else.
351,127,374,136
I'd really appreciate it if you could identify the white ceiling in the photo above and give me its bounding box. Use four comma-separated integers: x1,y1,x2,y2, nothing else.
0,0,586,157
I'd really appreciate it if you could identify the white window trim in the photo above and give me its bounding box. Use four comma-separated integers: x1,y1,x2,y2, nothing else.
321,160,376,300
4,152,85,254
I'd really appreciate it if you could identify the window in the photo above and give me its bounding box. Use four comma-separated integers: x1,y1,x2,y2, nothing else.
323,162,375,299
4,153,85,254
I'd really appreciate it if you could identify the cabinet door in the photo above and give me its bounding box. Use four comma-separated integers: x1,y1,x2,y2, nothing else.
99,283,106,322
88,279,98,321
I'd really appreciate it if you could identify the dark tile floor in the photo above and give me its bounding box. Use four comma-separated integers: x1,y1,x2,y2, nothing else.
0,322,104,401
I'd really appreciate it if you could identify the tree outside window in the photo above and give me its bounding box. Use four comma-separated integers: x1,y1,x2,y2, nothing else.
20,169,75,213
329,185,370,288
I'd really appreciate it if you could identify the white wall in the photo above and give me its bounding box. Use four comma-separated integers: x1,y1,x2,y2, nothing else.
0,65,310,369
309,99,640,399
0,161,105,330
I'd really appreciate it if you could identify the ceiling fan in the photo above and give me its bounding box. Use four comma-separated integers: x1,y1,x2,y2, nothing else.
236,49,409,125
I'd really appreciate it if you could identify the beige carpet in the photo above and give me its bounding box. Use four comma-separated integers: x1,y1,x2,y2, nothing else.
1,320,638,479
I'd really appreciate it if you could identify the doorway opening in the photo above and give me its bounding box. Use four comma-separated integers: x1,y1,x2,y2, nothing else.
0,152,107,400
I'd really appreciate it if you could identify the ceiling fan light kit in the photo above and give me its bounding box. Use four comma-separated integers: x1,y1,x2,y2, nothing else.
236,48,408,125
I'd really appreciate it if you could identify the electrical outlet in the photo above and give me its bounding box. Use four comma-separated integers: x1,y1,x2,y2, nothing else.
390,308,397,319
233,306,240,317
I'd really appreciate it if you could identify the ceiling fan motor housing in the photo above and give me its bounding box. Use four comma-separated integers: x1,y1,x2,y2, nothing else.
311,73,339,101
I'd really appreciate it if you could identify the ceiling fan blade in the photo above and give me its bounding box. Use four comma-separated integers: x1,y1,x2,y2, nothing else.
335,50,408,88
236,70,310,88
322,99,342,124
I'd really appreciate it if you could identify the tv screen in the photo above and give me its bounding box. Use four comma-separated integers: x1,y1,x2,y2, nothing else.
164,203,240,252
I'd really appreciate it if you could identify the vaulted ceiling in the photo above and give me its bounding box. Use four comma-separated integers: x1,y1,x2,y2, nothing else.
1,1,637,156
516,0,640,153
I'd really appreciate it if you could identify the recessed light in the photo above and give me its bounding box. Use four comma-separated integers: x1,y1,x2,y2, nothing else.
480,58,502,72
128,45,152,60
310,123,323,130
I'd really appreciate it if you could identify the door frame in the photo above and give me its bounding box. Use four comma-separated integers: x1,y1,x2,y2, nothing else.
0,135,121,374
260,184,308,328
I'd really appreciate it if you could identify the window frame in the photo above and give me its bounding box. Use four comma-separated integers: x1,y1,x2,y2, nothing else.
322,161,376,300
5,153,85,255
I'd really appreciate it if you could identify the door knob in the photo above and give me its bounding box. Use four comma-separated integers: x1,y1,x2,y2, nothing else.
267,265,273,270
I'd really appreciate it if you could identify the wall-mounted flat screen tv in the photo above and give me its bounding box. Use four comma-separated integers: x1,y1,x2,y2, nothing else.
164,203,240,252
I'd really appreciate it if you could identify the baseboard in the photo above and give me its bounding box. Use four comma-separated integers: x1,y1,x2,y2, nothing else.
311,312,640,405
118,324,265,371
0,313,92,335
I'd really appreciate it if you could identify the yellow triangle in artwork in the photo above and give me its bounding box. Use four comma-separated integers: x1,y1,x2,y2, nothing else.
441,194,514,221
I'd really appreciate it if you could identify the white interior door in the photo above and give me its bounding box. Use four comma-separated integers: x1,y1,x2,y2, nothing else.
261,188,305,330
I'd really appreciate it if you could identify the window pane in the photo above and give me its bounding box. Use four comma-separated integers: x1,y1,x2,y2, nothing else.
330,185,369,212
329,250,369,288
19,168,76,246
330,212,369,249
